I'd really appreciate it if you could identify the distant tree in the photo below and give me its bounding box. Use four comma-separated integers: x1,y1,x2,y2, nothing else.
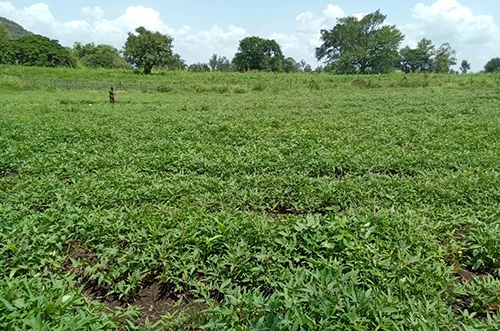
124,27,174,74
11,35,76,67
298,59,313,73
399,46,417,73
73,42,129,69
316,10,404,74
233,37,284,72
73,42,96,59
0,22,12,64
209,54,217,71
315,66,324,73
283,57,300,73
209,54,232,71
460,60,471,74
399,39,436,73
435,43,457,73
164,53,186,70
299,59,307,70
188,63,210,72
484,58,500,73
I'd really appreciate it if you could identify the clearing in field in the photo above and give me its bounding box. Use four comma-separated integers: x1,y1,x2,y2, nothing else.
1,68,500,330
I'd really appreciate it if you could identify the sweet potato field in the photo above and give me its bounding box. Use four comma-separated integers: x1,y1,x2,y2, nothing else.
1,68,500,330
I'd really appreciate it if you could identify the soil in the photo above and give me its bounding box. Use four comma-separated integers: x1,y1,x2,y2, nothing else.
63,240,207,325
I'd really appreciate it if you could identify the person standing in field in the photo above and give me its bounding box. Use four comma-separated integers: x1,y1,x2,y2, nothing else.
109,87,115,104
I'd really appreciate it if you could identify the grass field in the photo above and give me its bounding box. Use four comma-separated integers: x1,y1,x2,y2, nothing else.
1,66,500,330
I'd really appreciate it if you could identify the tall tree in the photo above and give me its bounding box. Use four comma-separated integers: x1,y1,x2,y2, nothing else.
399,46,418,73
435,43,457,73
11,35,76,67
188,63,210,72
209,54,231,71
298,60,313,73
123,27,174,74
283,57,300,73
460,60,471,74
73,42,129,69
316,10,404,74
233,37,284,72
164,53,186,70
484,58,500,73
399,39,437,73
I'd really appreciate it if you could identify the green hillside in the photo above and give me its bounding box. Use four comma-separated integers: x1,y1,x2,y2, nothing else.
0,16,32,39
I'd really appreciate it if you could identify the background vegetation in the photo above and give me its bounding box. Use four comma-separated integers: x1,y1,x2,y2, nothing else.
1,67,500,330
1,7,500,330
1,11,499,74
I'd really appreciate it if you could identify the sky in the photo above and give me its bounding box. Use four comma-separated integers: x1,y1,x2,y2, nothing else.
0,0,499,71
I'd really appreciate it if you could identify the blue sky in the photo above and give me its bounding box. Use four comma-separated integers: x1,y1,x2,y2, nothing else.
1,0,499,71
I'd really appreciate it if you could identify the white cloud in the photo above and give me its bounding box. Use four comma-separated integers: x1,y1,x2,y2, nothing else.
0,1,497,71
402,0,500,71
81,6,104,21
295,4,344,34
273,4,350,65
0,2,245,63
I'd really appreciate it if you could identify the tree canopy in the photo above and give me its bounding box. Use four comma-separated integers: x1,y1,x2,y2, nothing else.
123,27,174,74
399,39,457,74
484,58,500,73
163,53,187,70
209,54,232,71
460,60,471,74
1,16,497,75
283,57,300,73
10,35,76,67
435,43,457,73
73,43,129,69
188,63,210,72
233,37,284,72
316,10,404,74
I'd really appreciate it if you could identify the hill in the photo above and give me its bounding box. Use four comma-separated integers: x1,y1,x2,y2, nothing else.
0,16,33,39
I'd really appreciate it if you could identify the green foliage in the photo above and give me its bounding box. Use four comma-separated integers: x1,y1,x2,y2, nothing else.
283,57,300,73
1,68,500,329
460,60,471,74
163,53,186,71
10,35,76,68
0,277,135,330
435,43,457,74
484,58,500,73
399,38,436,73
0,21,9,42
0,22,12,64
233,36,284,72
400,39,457,74
123,27,174,74
209,54,232,71
0,16,32,39
73,42,130,69
156,82,173,93
316,10,404,74
299,60,313,73
188,62,210,72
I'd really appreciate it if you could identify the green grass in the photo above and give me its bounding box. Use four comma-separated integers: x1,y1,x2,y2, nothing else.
1,68,500,330
1,65,500,91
